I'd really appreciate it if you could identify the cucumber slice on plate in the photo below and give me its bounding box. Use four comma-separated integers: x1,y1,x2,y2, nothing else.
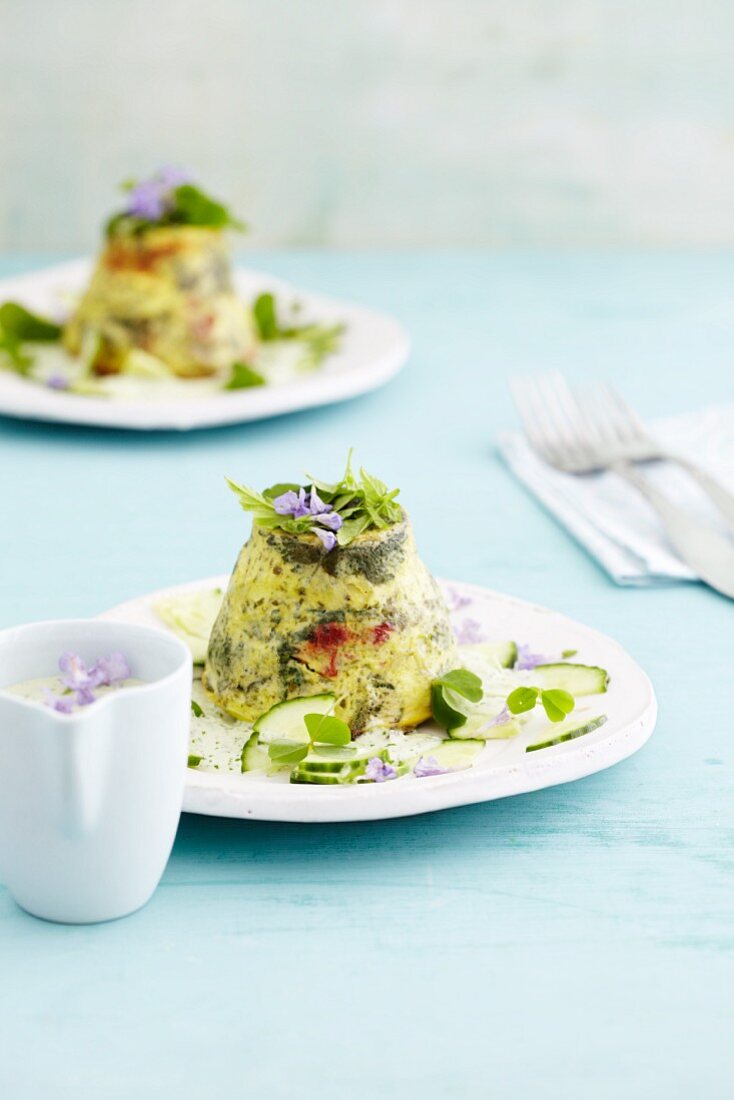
241,732,269,773
526,714,607,753
253,693,336,744
449,711,521,741
468,640,518,669
415,739,485,771
291,748,398,785
531,664,609,695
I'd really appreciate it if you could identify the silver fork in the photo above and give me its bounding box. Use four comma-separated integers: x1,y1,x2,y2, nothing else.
581,382,734,537
510,372,734,599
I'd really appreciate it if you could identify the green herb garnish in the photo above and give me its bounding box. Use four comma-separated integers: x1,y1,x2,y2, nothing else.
267,712,354,767
251,291,344,368
190,699,204,718
224,362,266,390
226,450,402,548
105,173,246,237
0,302,62,342
506,686,575,723
187,754,203,768
431,668,484,730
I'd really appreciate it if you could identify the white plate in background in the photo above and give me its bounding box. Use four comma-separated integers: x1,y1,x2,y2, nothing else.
0,259,409,431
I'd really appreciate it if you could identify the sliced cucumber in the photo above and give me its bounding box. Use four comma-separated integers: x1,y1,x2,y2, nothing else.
526,714,607,753
449,711,521,741
240,732,269,772
468,640,518,669
253,693,336,744
155,587,224,664
419,739,484,771
291,748,396,785
531,663,609,696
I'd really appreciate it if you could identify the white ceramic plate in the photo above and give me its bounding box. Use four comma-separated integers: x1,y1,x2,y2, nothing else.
100,576,657,823
0,259,409,431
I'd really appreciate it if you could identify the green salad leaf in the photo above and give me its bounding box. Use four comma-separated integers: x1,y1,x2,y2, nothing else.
224,362,266,390
431,668,484,730
0,302,62,342
506,686,576,723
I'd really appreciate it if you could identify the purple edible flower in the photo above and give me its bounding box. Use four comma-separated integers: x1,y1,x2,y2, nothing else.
91,651,131,687
46,374,69,391
414,755,449,778
75,685,97,707
273,488,310,519
515,643,552,671
308,487,332,515
314,528,337,552
125,166,192,221
364,757,398,783
58,652,95,691
43,688,74,714
315,510,343,532
444,585,473,612
127,179,167,220
454,618,485,645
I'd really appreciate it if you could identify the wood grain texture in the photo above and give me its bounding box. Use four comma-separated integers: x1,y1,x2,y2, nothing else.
0,251,732,1098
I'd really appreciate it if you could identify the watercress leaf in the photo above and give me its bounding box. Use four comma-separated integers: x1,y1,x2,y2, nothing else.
0,331,33,373
190,700,204,718
540,689,575,723
172,184,246,231
226,477,277,519
0,301,62,342
336,514,371,547
263,482,301,500
268,739,310,765
304,712,351,746
253,293,278,341
431,683,468,730
434,668,484,704
224,362,265,390
506,686,539,715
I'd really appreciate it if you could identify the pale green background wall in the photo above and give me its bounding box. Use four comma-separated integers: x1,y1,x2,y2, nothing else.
1,0,733,250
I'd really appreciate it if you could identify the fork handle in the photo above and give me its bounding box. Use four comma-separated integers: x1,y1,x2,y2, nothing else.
656,451,734,538
611,460,734,599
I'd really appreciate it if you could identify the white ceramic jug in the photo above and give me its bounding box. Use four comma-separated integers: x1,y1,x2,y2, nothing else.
0,619,192,923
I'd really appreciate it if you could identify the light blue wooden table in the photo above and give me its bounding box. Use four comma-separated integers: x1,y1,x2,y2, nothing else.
0,252,732,1099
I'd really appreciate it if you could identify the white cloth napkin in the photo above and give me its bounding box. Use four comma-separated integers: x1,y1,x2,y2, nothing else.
499,404,734,586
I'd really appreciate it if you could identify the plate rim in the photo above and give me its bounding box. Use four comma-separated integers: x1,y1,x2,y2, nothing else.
0,258,410,431
99,574,658,823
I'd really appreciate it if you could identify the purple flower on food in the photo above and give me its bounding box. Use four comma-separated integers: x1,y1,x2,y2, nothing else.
46,374,69,391
315,510,343,532
414,755,449,778
515,643,552,671
75,685,97,707
155,165,192,190
364,757,398,783
43,688,74,714
91,651,131,687
125,166,192,221
273,488,310,518
314,528,338,552
308,487,331,515
487,706,511,728
454,618,485,645
58,652,94,691
127,179,167,221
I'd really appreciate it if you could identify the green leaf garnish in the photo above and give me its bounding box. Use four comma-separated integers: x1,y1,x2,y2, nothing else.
224,362,266,390
190,699,204,718
506,686,576,724
540,689,575,723
172,183,246,231
251,291,344,369
303,712,352,746
561,649,578,659
227,452,402,547
267,739,311,766
253,293,278,341
506,686,539,715
187,754,203,768
431,668,484,730
0,302,62,342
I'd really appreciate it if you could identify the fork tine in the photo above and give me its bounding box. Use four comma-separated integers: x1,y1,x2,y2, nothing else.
509,375,560,464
